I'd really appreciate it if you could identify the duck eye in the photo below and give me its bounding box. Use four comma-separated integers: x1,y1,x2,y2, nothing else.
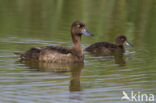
77,24,80,28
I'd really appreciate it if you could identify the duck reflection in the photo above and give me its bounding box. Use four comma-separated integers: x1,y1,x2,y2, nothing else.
18,60,83,91
69,64,83,101
88,52,126,66
70,65,82,92
19,60,83,71
114,53,126,66
18,61,84,101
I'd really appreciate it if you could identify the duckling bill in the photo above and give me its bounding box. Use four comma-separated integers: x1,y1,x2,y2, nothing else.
85,35,133,55
15,21,93,63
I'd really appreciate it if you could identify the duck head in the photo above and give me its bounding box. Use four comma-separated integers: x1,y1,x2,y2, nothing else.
115,35,133,47
71,21,93,44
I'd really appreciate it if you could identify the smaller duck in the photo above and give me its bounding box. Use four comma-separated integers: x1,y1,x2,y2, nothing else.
85,35,133,55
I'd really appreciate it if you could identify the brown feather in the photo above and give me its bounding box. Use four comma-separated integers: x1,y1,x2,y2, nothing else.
85,35,130,55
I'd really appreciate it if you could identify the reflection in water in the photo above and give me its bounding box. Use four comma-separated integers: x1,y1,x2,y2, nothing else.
17,60,84,100
114,53,125,66
70,66,82,92
69,64,83,101
88,52,126,66
18,60,83,72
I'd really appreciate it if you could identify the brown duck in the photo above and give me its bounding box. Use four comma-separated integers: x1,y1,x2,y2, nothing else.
85,35,133,55
15,21,93,63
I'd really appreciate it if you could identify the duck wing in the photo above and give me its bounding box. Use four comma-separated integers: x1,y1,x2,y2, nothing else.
17,46,71,60
43,46,71,54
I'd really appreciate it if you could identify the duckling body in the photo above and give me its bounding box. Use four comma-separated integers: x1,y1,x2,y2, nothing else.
85,35,133,55
85,42,124,55
16,21,93,63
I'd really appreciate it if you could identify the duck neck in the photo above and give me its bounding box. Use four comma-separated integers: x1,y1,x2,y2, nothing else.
117,44,125,52
71,33,83,57
118,45,124,48
115,41,123,47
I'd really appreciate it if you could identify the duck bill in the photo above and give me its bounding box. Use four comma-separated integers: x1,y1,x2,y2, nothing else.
125,41,133,47
82,28,94,36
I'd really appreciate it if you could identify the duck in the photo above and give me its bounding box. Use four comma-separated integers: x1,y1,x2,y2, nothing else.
85,35,133,55
15,21,93,63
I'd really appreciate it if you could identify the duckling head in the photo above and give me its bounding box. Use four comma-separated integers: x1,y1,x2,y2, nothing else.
115,35,133,47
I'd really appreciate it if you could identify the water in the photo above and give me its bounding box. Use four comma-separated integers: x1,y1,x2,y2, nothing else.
0,0,156,103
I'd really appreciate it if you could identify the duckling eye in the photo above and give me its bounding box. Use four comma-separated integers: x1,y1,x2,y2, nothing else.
121,38,125,41
77,24,80,28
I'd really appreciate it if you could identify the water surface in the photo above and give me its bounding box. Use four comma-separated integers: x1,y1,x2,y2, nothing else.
0,0,156,103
